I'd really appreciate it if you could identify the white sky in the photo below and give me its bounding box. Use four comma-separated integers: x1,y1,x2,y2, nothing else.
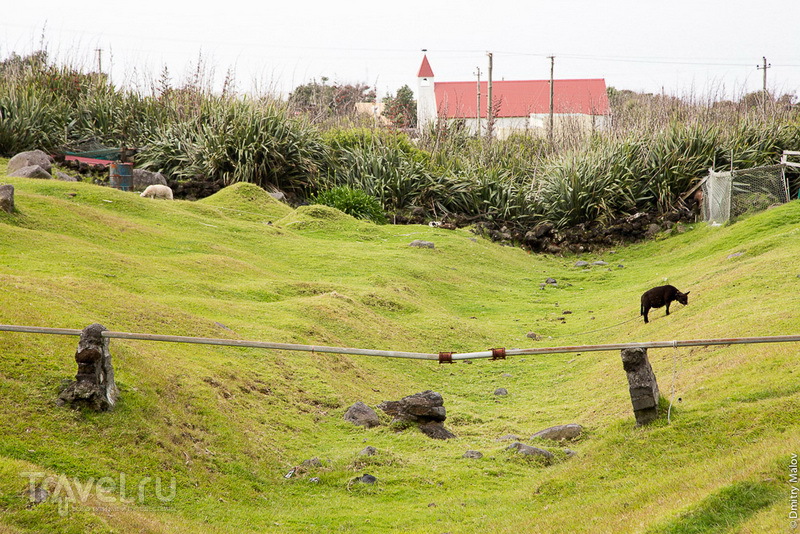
2,0,799,101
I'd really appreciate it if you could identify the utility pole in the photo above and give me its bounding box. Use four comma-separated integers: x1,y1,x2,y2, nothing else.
95,48,103,73
548,55,555,144
757,56,771,114
486,52,493,140
474,67,482,137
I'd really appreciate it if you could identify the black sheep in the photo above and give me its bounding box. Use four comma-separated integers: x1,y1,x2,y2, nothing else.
640,285,690,324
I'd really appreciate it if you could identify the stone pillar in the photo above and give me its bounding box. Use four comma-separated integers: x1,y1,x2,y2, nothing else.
58,324,119,411
0,184,14,213
621,347,659,425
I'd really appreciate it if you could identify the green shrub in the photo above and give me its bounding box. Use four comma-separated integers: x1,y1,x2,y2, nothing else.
310,186,387,223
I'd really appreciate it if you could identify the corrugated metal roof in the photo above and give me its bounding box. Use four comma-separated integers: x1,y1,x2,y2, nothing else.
434,79,610,118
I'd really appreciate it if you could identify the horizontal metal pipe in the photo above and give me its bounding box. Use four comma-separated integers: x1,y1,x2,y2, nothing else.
1,324,798,361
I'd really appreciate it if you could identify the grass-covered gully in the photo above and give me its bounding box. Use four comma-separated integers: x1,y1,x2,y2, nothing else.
1,50,799,533
0,167,798,532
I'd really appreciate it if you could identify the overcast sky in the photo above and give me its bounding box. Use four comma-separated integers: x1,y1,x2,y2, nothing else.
2,0,799,101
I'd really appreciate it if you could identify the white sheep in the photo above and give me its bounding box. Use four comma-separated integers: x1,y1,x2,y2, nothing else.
140,184,173,200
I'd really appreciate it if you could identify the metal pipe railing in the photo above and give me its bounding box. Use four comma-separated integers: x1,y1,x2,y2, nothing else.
1,324,798,361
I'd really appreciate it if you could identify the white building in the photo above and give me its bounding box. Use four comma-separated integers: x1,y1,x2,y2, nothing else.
416,55,610,139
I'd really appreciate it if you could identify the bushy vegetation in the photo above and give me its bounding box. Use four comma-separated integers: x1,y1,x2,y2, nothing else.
311,186,387,223
1,50,798,231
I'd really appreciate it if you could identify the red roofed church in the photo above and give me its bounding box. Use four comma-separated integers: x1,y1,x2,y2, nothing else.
417,55,610,139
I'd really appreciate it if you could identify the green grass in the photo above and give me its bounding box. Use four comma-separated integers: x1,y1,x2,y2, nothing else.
0,167,799,533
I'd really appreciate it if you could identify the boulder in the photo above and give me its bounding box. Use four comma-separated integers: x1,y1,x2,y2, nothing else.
132,168,168,191
531,424,583,442
359,446,377,456
409,240,435,249
8,150,52,174
343,401,381,429
356,474,377,484
0,184,13,213
507,442,554,461
494,388,508,396
463,450,483,459
378,390,454,439
9,165,51,180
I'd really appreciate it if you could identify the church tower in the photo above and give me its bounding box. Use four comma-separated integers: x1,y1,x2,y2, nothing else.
416,54,436,131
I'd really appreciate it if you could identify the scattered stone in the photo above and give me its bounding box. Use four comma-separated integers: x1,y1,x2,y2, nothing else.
574,261,590,267
531,424,583,442
419,421,456,440
618,264,625,269
526,332,542,341
539,283,546,290
496,434,520,441
302,457,323,467
645,223,661,237
132,168,168,191
409,240,435,249
57,323,119,411
344,401,381,429
592,260,608,266
562,310,573,315
379,390,454,439
563,449,577,458
494,388,508,396
502,373,513,378
545,277,557,285
727,252,744,259
356,474,377,485
0,184,14,213
359,446,378,456
25,486,49,506
463,450,483,459
56,171,79,182
8,150,53,174
506,442,554,461
9,165,52,179
309,477,320,484
214,321,233,331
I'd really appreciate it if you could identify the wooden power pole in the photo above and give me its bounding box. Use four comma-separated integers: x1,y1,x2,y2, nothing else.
486,52,493,140
548,55,555,144
757,56,771,114
475,67,481,137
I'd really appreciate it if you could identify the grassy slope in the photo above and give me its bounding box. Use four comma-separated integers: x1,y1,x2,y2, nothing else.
0,165,798,533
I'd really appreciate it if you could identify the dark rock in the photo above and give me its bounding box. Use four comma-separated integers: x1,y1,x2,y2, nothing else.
379,390,446,423
526,332,542,340
463,450,483,459
9,165,52,179
302,457,323,467
25,486,49,506
344,401,381,428
506,442,554,461
57,323,118,411
379,391,454,439
409,240,435,249
357,474,377,484
132,168,168,191
494,388,508,396
56,171,79,182
359,446,377,456
419,421,456,440
9,150,53,174
531,424,583,442
545,277,557,285
621,347,660,426
564,449,577,458
562,310,573,315
0,184,14,213
645,223,661,237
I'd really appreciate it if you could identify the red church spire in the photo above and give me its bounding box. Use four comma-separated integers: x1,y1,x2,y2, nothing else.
417,55,434,78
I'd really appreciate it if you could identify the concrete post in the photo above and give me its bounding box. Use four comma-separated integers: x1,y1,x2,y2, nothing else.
621,347,660,425
0,184,14,213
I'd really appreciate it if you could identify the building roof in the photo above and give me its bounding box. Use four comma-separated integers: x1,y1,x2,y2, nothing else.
434,78,610,118
417,55,434,78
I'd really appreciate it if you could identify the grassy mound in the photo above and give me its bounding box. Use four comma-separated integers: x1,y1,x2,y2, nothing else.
0,167,798,533
198,182,293,222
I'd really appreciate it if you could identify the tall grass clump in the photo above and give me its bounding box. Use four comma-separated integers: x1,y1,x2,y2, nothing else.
310,186,387,223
